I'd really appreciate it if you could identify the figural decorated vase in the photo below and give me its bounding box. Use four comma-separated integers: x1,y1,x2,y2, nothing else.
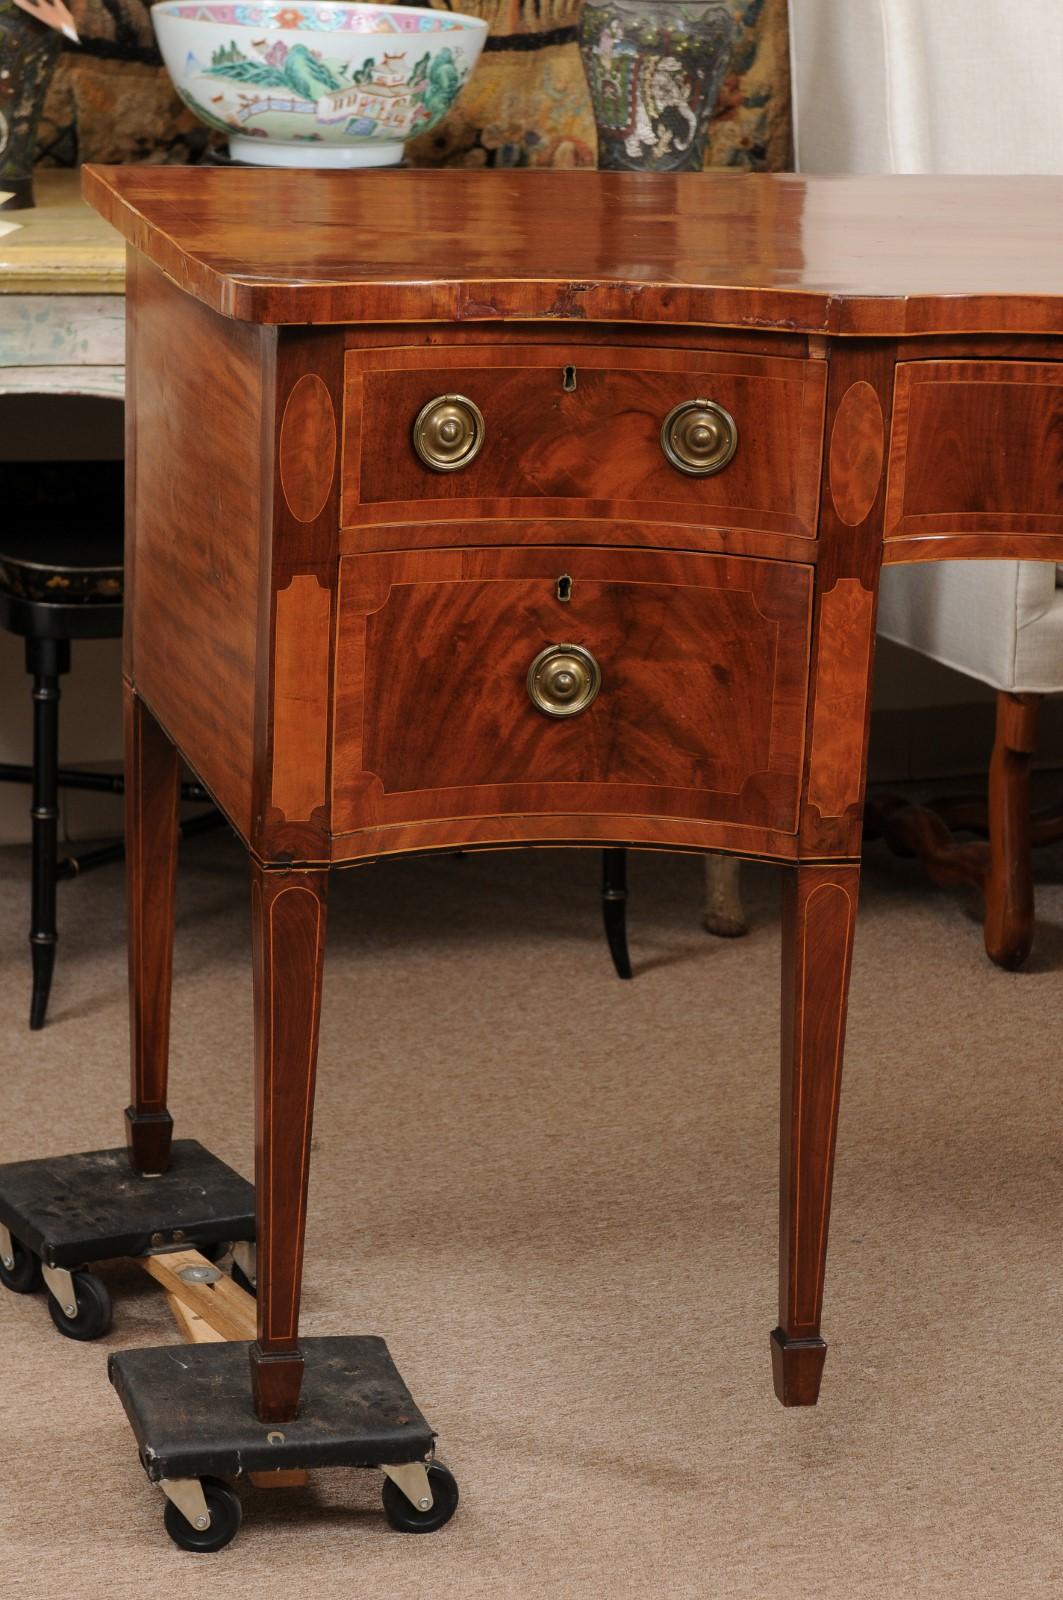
578,0,736,173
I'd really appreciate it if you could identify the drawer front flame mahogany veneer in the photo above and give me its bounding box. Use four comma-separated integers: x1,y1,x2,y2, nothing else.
84,167,1063,1425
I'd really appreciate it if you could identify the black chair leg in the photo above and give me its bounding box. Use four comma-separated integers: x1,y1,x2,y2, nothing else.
601,847,633,980
26,636,70,1030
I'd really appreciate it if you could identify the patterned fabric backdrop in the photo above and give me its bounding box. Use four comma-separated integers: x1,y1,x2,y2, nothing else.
38,0,791,170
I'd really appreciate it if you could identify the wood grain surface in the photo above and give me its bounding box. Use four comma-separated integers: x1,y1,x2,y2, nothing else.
123,687,180,1176
773,862,860,1406
885,361,1063,557
799,344,894,859
343,343,825,540
984,691,1041,970
279,373,337,525
805,579,877,820
325,813,803,867
250,863,329,1423
83,167,1063,335
125,257,274,839
269,575,332,826
331,546,813,853
829,380,885,528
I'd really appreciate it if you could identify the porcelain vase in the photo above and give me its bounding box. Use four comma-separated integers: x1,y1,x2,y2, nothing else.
579,0,736,173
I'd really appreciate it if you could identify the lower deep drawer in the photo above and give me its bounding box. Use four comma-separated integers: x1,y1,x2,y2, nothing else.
331,546,813,841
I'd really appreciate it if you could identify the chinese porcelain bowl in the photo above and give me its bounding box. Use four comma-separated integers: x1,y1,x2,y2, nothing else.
152,2,488,168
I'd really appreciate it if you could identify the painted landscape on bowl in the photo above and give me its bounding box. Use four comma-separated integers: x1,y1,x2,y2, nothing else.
152,3,487,163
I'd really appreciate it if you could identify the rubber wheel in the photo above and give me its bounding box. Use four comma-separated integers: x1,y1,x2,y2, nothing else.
0,1238,43,1295
163,1477,242,1554
382,1462,459,1534
46,1270,113,1341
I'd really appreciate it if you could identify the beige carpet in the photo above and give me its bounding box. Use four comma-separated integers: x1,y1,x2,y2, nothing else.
0,827,1060,1598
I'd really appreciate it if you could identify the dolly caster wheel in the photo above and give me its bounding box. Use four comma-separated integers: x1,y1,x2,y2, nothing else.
163,1477,242,1553
382,1462,459,1533
0,1237,43,1295
46,1269,112,1341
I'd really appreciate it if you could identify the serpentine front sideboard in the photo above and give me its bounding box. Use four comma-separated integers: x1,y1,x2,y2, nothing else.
84,166,1063,1426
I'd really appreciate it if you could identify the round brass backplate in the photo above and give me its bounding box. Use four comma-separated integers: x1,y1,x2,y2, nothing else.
660,398,738,476
526,643,602,718
412,394,485,472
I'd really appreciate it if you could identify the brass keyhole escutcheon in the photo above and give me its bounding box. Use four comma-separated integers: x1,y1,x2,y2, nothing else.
660,398,738,476
412,394,485,472
527,643,601,718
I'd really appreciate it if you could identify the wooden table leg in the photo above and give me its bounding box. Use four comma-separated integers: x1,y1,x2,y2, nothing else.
124,684,181,1176
985,689,1040,969
772,860,860,1406
249,860,329,1424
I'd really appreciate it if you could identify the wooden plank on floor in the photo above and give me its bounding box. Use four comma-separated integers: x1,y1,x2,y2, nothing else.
165,1290,225,1344
137,1249,256,1340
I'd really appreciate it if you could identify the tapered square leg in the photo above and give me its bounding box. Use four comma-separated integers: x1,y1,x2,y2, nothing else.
249,861,329,1424
774,861,859,1406
124,686,181,1176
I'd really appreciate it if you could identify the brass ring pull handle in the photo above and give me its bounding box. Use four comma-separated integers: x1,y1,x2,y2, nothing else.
660,398,738,476
526,643,601,718
412,394,485,472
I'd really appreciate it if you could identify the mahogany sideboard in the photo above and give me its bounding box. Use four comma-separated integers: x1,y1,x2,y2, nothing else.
83,166,1063,1426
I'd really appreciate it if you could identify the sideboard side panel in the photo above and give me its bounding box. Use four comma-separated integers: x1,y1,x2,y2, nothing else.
126,254,275,839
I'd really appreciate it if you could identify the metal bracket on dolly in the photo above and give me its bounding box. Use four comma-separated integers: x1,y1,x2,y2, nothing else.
1,1218,79,1316
382,1460,434,1512
40,1263,79,1319
161,1478,212,1532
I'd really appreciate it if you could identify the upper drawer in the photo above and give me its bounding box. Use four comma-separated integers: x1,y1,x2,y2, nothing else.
886,361,1063,548
341,344,826,543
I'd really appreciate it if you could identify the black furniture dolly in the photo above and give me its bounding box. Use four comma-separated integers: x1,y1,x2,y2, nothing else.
0,1139,255,1339
0,1139,458,1550
110,1336,459,1551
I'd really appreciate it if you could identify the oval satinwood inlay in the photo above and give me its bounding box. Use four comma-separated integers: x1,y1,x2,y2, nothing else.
829,380,885,528
279,373,337,524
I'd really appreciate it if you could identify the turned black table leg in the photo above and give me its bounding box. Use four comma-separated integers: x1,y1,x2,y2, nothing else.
124,685,181,1174
772,861,860,1405
249,861,329,1424
27,636,69,1031
601,847,632,980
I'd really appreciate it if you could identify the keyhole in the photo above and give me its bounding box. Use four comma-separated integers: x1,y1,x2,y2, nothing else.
556,574,573,603
562,365,577,392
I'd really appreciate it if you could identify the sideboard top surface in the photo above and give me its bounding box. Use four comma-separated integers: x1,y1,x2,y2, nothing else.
83,166,1063,337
